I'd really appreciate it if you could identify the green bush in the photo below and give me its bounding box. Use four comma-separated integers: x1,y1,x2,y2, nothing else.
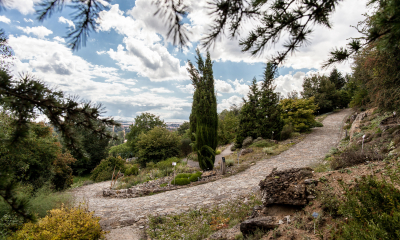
90,156,126,182
334,176,400,239
226,159,235,167
250,139,276,148
109,142,133,159
176,173,191,179
189,172,202,182
171,178,191,185
314,121,324,127
136,127,180,167
180,138,192,157
124,165,139,176
280,124,293,140
280,97,318,132
8,205,105,240
215,149,222,155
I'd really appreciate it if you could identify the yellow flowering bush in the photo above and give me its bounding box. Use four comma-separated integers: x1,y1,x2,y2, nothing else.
9,205,106,240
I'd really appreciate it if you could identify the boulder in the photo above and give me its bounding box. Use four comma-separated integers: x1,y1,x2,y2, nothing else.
349,108,376,140
242,137,253,148
259,167,315,207
241,148,253,156
240,216,279,235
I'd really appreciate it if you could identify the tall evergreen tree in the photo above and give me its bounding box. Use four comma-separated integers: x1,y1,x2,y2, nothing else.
236,77,260,147
258,63,284,140
329,68,346,90
188,50,217,170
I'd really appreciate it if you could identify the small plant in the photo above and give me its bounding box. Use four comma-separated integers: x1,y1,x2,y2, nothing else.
263,146,276,154
215,149,222,155
226,159,235,167
250,139,276,148
125,165,139,176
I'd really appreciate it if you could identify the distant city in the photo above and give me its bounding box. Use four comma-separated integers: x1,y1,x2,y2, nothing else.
115,121,184,131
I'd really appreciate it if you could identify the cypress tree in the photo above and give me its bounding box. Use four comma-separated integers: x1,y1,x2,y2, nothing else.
188,50,217,170
236,77,260,147
258,63,284,140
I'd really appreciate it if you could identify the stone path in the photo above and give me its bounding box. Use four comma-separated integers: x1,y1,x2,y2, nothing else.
72,109,351,240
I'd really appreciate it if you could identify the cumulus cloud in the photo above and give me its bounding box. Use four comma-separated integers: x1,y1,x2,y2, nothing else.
274,71,306,97
218,95,243,112
17,26,53,39
0,16,11,24
7,0,40,15
58,17,75,29
97,4,189,82
53,36,65,43
24,18,33,23
150,87,174,93
215,79,234,93
177,83,194,94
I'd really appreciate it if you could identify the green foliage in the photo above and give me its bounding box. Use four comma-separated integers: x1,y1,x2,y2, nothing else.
188,50,218,170
109,142,133,159
126,112,166,155
8,204,105,240
69,126,110,176
180,138,192,157
90,156,126,182
250,139,276,148
236,63,283,147
218,109,239,145
136,126,180,167
177,121,190,136
156,157,180,176
334,176,400,239
189,172,202,182
171,178,190,186
124,165,139,176
280,97,318,132
280,124,294,140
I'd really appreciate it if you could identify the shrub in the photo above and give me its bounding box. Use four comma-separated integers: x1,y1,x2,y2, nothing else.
171,178,190,185
263,147,276,155
109,142,133,159
189,172,202,182
290,132,301,138
226,159,235,167
280,124,293,140
136,126,180,167
9,205,105,240
125,165,139,176
52,150,75,191
215,149,222,155
331,148,384,170
250,139,276,148
314,121,324,127
180,138,192,157
90,156,126,182
187,152,198,162
176,173,191,179
280,97,318,132
334,176,400,239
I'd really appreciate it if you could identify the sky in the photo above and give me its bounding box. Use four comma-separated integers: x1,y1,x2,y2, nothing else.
0,0,368,122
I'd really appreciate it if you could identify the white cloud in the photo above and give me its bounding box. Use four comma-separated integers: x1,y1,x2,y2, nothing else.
8,35,124,102
218,95,243,112
150,87,174,93
58,17,75,29
98,4,189,82
97,51,106,55
0,16,11,24
7,0,40,15
230,79,250,96
274,71,306,97
215,79,234,93
17,26,53,39
177,83,194,94
24,18,33,23
53,36,65,43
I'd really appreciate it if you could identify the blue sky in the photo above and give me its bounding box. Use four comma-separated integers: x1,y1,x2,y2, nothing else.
0,0,367,122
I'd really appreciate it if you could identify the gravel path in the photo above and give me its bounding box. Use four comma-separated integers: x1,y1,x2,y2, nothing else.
72,109,351,240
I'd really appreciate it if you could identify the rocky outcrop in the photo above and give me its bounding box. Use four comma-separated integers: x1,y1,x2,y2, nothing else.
240,216,279,235
349,108,376,140
259,167,316,206
379,114,400,132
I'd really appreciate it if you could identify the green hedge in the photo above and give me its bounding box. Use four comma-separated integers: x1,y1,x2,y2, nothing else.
171,172,202,185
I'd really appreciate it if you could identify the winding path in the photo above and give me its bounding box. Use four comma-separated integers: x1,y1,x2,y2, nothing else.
72,109,351,240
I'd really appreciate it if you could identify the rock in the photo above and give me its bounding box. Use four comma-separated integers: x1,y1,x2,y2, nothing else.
242,137,253,148
241,148,253,156
259,167,314,206
304,179,318,185
253,137,263,143
202,170,217,178
349,108,376,140
240,216,279,235
207,224,241,240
